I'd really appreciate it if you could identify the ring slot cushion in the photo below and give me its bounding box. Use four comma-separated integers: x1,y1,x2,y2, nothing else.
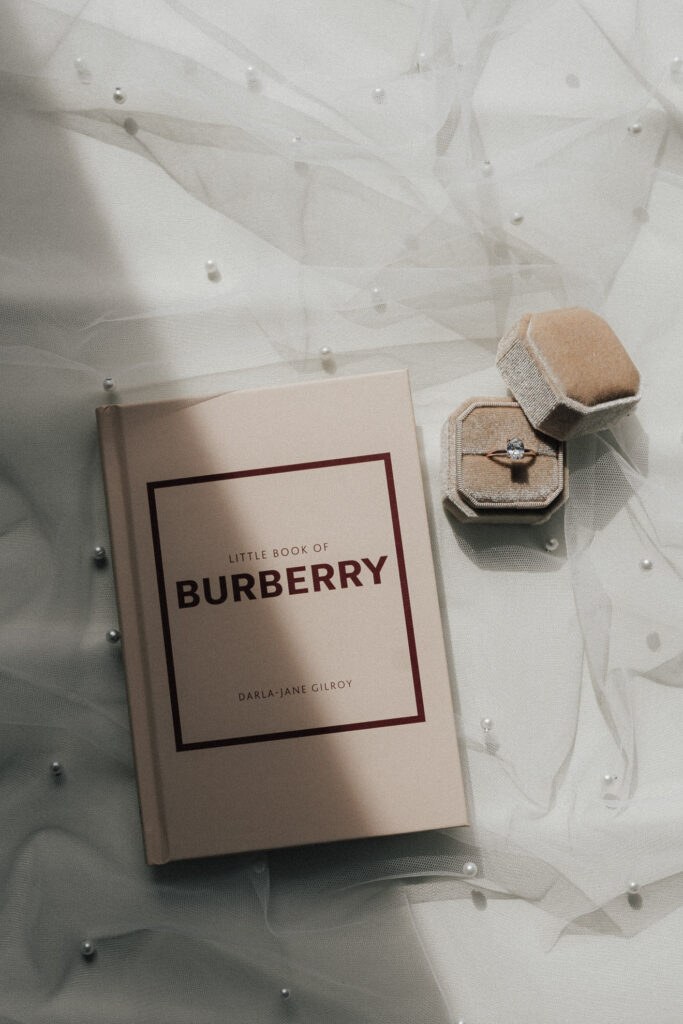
441,398,568,524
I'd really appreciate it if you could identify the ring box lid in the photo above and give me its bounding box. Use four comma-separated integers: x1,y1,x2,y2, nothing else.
495,308,641,440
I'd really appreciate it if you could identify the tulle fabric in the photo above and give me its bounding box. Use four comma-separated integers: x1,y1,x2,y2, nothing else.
1,1,683,1021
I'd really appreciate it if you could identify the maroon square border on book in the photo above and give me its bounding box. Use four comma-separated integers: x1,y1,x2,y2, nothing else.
147,453,425,752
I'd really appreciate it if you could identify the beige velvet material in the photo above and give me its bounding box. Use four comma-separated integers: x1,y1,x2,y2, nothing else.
441,398,568,524
496,307,641,439
530,308,640,405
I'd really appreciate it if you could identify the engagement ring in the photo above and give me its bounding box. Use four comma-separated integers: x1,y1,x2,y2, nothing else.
486,438,537,462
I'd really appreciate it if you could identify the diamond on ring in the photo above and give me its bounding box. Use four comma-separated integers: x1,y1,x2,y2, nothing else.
506,438,525,460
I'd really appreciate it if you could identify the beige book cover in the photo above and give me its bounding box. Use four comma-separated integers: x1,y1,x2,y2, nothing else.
97,370,468,864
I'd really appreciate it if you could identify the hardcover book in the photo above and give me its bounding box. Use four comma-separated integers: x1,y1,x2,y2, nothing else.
97,370,468,863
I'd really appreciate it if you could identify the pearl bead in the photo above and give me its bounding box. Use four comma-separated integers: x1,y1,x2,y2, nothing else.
462,861,478,878
74,57,91,83
646,631,661,651
602,773,617,785
627,122,642,134
106,628,121,644
457,1019,466,1024
640,558,653,571
319,346,332,358
480,717,493,732
280,988,291,999
671,56,683,74
416,52,429,72
80,940,96,958
291,136,307,171
510,212,524,225
205,259,219,279
372,87,385,104
102,377,115,392
246,65,260,88
544,537,559,552
93,546,107,563
50,761,63,776
627,880,640,895
370,290,387,313
113,87,126,104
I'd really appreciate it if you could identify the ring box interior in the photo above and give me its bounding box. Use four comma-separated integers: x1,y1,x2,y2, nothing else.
442,398,568,524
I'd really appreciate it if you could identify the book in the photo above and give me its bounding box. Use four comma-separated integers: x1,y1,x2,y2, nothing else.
97,370,468,864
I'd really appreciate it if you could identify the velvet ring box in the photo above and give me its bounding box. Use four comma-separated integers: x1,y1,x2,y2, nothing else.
442,398,568,524
442,307,640,525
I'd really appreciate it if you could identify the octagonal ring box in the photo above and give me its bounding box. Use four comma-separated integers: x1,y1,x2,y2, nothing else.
495,307,641,440
442,397,568,525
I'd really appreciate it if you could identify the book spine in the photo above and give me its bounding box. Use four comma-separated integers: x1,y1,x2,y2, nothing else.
96,405,169,864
